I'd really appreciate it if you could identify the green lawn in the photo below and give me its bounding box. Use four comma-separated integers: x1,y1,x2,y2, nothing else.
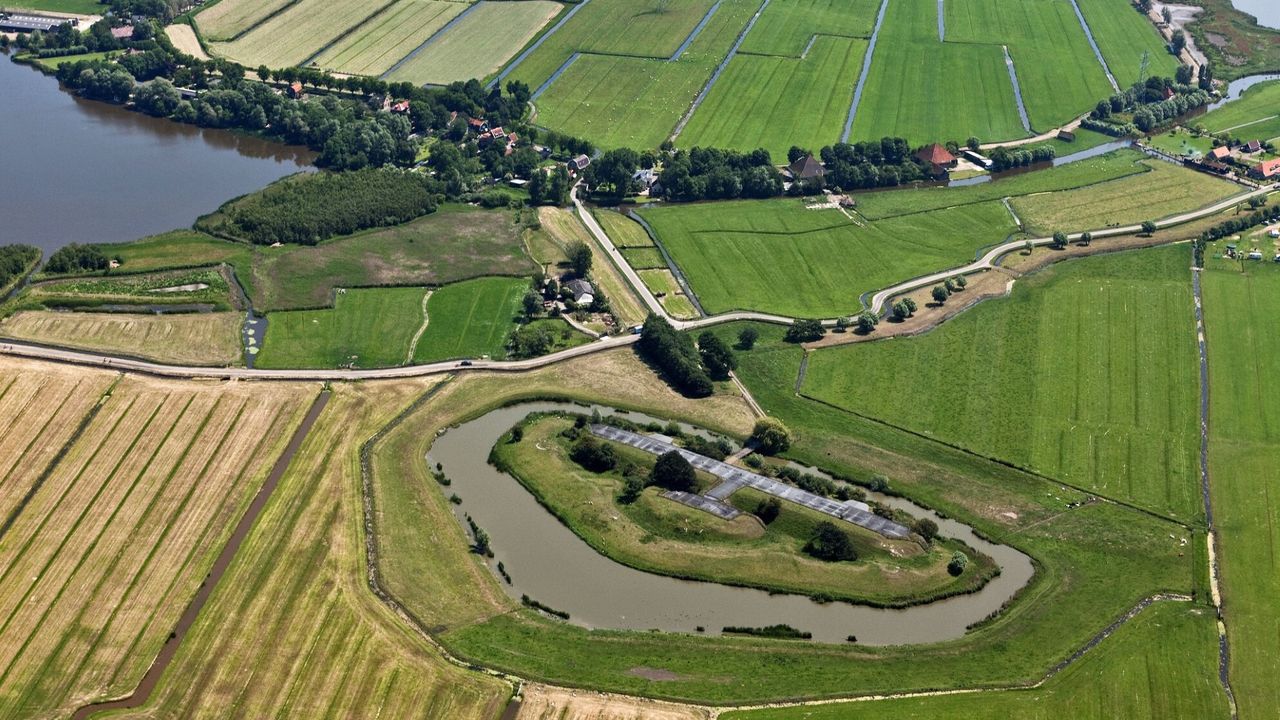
945,0,1114,131
678,35,867,159
803,246,1201,520
410,276,527,363
1146,128,1218,158
1197,80,1280,141
736,0,878,56
639,197,1016,317
384,0,561,85
1073,0,1180,88
724,603,1227,719
1201,257,1280,719
255,286,426,368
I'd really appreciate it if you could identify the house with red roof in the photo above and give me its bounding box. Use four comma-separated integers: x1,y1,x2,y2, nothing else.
915,143,957,176
1252,158,1280,179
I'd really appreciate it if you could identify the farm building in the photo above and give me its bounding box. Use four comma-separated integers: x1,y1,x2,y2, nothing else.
1209,146,1231,160
0,12,73,32
568,155,591,172
916,144,958,177
786,155,825,181
565,279,595,306
1243,140,1263,154
286,82,303,99
1251,159,1280,179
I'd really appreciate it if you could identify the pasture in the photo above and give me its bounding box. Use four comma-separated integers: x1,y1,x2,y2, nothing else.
210,0,391,69
639,197,1016,317
0,360,315,719
1010,158,1240,234
256,286,427,368
803,246,1201,520
1198,80,1280,141
313,0,469,77
944,0,1114,131
385,0,561,85
621,247,667,270
592,209,653,247
193,0,297,41
0,310,243,366
679,35,867,159
1202,259,1280,718
410,276,528,363
1073,0,1180,87
736,0,879,56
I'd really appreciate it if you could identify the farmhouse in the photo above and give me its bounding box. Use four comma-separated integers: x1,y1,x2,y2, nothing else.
1208,146,1231,160
565,279,594,306
786,155,825,181
0,12,73,32
568,154,591,172
286,81,304,99
1243,140,1263,154
1252,159,1280,179
916,143,957,176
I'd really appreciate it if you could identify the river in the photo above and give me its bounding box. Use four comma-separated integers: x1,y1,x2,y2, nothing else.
1230,0,1280,30
429,402,1034,645
0,56,313,256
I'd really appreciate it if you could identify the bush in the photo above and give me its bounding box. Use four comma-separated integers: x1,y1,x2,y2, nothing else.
569,436,617,472
45,244,108,274
651,450,696,492
948,551,969,576
755,497,782,524
784,319,825,343
913,518,939,543
697,331,737,379
750,417,792,455
737,326,759,350
805,521,857,562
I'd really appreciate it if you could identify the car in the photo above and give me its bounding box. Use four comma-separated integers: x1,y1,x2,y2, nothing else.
459,360,473,367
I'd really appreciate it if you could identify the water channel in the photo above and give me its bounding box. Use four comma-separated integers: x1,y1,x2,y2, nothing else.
429,401,1035,645
0,56,314,255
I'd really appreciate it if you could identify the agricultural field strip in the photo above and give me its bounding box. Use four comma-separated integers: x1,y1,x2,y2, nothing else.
1063,0,1117,90
669,0,773,142
211,0,400,70
194,0,298,42
315,0,469,76
488,0,596,88
379,0,482,80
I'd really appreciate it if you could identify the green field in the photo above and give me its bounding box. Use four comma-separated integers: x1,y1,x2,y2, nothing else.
736,0,878,56
620,247,667,270
210,0,390,69
639,197,1015,317
678,35,867,159
313,0,469,77
2,0,102,13
944,0,1114,131
386,0,561,85
804,246,1201,519
725,603,1227,719
1073,0,1180,88
850,0,1025,144
1202,258,1280,718
1146,127,1218,158
592,209,653,247
1010,158,1240,234
1197,80,1280,141
410,276,527,363
194,0,298,41
256,286,427,368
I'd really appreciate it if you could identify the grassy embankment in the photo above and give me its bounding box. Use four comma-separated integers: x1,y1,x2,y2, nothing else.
1201,255,1280,718
491,414,994,607
0,359,318,719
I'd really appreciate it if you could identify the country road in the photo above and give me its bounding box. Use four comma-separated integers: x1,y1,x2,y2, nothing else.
1,182,1272,381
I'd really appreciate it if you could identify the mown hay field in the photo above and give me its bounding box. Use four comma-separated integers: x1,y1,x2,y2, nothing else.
1198,80,1280,140
1073,0,1180,88
0,360,315,719
1202,259,1280,719
209,0,391,69
639,197,1016,317
735,0,878,56
944,0,1113,130
194,0,296,41
256,286,427,369
410,276,528,363
385,0,561,85
679,35,867,159
313,0,470,77
804,246,1201,519
0,311,243,366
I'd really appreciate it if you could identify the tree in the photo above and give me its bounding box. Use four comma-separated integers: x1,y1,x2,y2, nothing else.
953,275,967,289
589,147,640,197
855,312,878,334
697,331,736,380
566,240,592,277
966,136,981,151
618,475,645,504
1141,221,1158,235
570,436,617,472
1171,30,1186,55
755,497,782,524
787,146,809,164
805,521,857,561
913,518,939,543
522,289,543,318
737,326,759,350
1080,231,1093,246
750,417,791,455
931,285,949,304
1024,239,1035,255
948,551,970,576
651,450,696,492
784,319,825,343
1052,231,1068,249
636,314,713,397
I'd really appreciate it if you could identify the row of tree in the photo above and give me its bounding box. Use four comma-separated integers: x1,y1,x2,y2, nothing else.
0,245,40,290
1200,204,1280,241
44,244,109,274
636,314,713,397
988,145,1056,172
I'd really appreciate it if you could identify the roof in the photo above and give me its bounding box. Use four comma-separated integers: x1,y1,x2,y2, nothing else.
1244,140,1262,152
0,14,71,31
1256,159,1280,177
915,143,956,166
565,279,594,299
569,154,591,170
110,25,134,39
1209,146,1231,159
787,155,824,179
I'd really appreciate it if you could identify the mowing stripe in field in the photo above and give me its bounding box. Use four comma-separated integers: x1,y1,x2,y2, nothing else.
381,0,483,80
299,0,403,69
488,0,595,88
841,0,888,142
1064,0,1117,91
1003,46,1031,133
668,0,772,142
670,0,723,61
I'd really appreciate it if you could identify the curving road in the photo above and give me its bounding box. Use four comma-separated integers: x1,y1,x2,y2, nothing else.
2,182,1272,381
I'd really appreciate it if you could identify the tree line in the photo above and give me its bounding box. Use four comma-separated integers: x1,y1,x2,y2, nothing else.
0,245,40,290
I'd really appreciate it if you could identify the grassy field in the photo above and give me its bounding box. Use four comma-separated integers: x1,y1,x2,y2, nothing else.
804,246,1201,520
410,276,527,363
1146,127,1218,158
620,247,667,270
256,287,427,369
852,148,1150,219
725,603,1227,719
0,360,316,719
679,35,867,159
385,0,561,85
850,0,1024,144
21,268,237,312
313,0,469,77
592,209,653,247
1010,158,1241,234
194,0,297,41
736,0,878,56
1202,258,1280,718
110,379,510,718
1198,80,1280,141
0,310,244,366
537,207,647,326
210,0,392,69
494,414,994,606
2,0,102,13
522,0,761,149
1073,0,1180,88
944,0,1114,131
639,197,1016,317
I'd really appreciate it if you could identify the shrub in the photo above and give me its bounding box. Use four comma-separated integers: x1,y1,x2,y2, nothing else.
805,521,857,562
948,551,970,576
569,436,617,472
784,319,825,343
651,450,696,492
45,244,108,274
755,497,782,524
750,417,792,455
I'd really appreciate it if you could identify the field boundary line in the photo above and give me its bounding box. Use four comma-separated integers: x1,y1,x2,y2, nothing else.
1065,0,1118,91
668,0,773,143
405,290,433,364
670,0,723,61
1217,114,1279,134
1002,46,1032,134
0,377,72,487
841,0,888,142
488,0,596,89
300,0,403,70
736,32,868,60
628,211,706,317
382,0,486,81
211,0,304,43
